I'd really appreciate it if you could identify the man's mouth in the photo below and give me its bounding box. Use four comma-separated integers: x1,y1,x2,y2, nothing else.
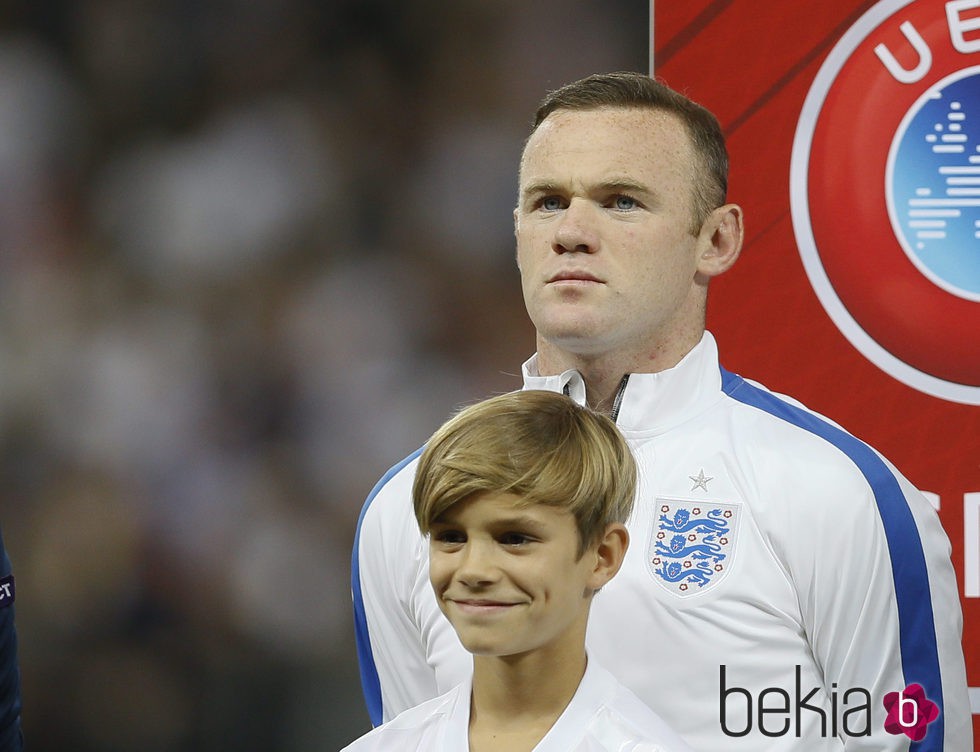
547,270,603,284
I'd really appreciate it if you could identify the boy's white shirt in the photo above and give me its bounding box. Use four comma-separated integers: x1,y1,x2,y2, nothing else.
340,656,693,752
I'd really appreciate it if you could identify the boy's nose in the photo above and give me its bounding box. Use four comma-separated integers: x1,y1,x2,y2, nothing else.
456,541,500,587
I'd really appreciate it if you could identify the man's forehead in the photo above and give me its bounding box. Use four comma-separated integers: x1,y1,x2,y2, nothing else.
518,106,693,183
526,106,686,148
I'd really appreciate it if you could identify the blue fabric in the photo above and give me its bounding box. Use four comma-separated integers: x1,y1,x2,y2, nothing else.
720,369,944,751
351,447,424,727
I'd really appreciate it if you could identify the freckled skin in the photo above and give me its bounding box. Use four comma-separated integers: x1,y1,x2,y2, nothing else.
514,107,743,405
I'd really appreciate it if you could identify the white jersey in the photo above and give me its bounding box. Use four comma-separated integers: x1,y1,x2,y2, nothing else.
340,658,693,752
352,333,972,751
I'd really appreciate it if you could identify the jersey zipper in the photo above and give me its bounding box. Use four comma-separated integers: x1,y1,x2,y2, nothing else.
563,374,630,421
610,374,630,423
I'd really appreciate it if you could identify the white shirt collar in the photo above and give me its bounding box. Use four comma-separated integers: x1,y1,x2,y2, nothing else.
521,332,724,435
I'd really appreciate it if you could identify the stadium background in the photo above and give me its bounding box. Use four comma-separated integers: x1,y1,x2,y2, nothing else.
0,1,974,749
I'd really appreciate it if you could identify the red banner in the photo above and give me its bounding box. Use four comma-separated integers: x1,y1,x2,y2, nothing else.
654,0,980,737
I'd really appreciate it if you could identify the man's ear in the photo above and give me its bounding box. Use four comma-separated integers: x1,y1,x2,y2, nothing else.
514,207,521,269
696,203,744,278
586,523,629,592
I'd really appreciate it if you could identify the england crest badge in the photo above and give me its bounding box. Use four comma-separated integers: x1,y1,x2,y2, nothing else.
648,499,739,597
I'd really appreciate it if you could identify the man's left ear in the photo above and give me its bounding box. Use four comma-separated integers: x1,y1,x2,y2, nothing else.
697,203,744,278
587,523,629,592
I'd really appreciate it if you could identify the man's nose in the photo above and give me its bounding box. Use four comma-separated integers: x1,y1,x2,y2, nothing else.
553,198,600,254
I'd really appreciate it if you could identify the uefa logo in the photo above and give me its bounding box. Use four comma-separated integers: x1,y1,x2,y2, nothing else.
791,0,980,405
889,68,980,303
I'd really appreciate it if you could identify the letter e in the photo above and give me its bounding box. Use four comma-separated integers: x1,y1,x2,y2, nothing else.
758,688,791,737
947,0,980,54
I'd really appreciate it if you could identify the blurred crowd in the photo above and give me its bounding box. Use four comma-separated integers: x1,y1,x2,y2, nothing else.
0,1,646,749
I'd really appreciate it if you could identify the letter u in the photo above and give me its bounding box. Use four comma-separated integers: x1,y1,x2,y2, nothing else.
874,21,932,83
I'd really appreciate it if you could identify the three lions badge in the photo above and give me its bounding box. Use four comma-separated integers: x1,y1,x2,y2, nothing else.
648,499,739,596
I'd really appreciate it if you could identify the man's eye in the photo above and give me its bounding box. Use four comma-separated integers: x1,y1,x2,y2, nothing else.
613,195,638,211
540,196,563,211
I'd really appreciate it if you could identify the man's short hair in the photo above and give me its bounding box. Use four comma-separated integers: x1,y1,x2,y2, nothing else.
413,390,637,556
529,71,728,231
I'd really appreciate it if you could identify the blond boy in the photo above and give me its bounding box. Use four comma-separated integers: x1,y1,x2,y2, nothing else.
343,391,690,752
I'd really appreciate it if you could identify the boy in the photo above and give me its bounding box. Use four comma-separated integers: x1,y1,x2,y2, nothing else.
343,390,691,751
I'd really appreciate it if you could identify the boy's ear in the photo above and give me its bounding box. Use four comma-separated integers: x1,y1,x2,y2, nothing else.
586,523,629,591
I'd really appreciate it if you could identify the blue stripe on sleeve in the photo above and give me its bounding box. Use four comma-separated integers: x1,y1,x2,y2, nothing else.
351,447,424,727
720,368,944,751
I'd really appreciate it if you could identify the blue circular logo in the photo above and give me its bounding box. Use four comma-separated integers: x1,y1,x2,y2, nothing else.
793,0,980,404
888,66,980,302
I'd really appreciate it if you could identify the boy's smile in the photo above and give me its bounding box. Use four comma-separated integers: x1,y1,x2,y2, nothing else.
428,491,603,659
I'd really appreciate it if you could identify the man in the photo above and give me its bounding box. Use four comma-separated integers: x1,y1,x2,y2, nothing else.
351,72,971,750
344,390,691,751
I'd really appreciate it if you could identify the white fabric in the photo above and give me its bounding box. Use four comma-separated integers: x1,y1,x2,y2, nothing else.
340,658,693,751
353,333,971,751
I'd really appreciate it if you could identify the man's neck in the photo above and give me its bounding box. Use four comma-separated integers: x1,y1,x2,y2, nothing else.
534,333,703,413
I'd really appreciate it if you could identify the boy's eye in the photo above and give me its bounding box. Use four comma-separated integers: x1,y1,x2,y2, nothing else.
433,529,466,545
498,532,532,547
